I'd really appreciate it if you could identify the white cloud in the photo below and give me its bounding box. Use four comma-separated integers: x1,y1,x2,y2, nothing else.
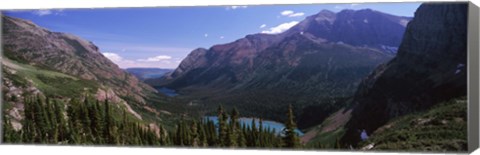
204,33,208,37
32,9,64,16
289,12,305,17
103,52,123,62
103,52,138,68
261,21,299,34
102,52,179,69
138,55,172,62
259,24,267,28
281,10,294,16
280,10,304,17
220,36,224,39
33,10,52,16
226,6,248,10
98,42,194,68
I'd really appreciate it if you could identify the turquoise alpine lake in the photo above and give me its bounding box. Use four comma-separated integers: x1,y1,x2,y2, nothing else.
205,116,304,136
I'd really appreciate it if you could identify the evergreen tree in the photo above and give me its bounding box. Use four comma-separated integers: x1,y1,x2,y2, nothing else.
67,99,82,144
89,99,103,143
250,118,258,147
191,120,199,147
258,118,264,147
119,109,128,145
228,108,239,147
35,96,51,143
206,119,217,146
238,123,247,147
45,97,57,143
11,94,289,149
22,96,35,143
79,99,93,142
52,100,67,143
217,105,228,147
283,104,300,148
197,121,207,147
103,99,114,144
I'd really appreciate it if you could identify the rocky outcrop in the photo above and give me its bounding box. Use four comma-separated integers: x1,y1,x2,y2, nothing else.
2,66,43,131
342,3,468,146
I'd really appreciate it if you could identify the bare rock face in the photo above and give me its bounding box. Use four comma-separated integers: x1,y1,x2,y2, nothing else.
342,3,468,146
2,15,156,104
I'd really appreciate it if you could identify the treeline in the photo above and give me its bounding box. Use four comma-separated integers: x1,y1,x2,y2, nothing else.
3,95,169,145
171,105,299,148
2,96,301,148
199,89,348,131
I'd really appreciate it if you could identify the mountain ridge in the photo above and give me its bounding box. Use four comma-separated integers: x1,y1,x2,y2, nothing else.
1,15,175,125
2,15,157,105
155,8,411,90
159,9,411,83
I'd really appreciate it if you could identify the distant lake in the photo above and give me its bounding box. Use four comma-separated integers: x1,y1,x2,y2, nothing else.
157,87,178,97
205,116,304,136
142,73,166,79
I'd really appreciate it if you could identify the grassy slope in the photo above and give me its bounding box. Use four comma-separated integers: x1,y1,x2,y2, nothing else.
2,58,98,97
303,108,352,148
358,97,467,152
3,58,142,122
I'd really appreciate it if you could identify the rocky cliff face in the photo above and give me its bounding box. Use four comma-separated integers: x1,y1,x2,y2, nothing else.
2,15,156,104
342,3,468,146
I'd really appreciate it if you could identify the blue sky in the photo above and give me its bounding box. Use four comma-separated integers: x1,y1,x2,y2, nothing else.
3,2,421,69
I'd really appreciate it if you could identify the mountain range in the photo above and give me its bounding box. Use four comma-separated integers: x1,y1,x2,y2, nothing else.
125,68,173,81
147,8,412,126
